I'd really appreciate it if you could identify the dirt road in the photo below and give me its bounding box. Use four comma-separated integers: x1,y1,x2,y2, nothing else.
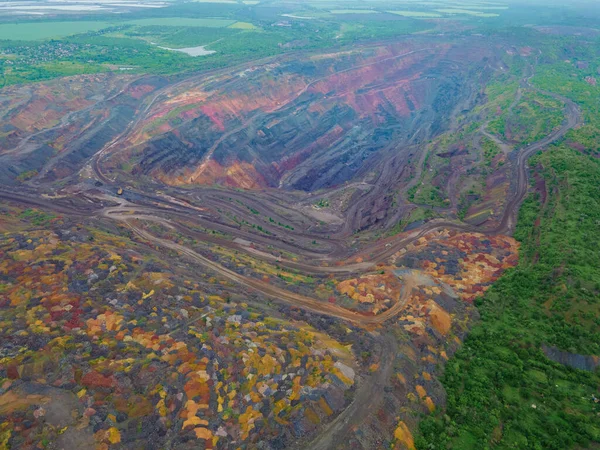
292,332,397,450
123,220,416,326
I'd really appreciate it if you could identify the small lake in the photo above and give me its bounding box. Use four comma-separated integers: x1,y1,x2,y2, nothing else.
281,14,315,20
156,45,215,57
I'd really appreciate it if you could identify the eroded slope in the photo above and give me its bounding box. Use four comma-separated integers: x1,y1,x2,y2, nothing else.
102,40,495,191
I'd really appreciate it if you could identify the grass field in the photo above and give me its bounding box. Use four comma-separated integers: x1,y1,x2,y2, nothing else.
449,3,508,9
126,18,236,28
330,9,379,14
121,22,257,48
436,8,499,17
387,10,443,18
0,21,112,40
228,21,258,30
0,17,237,41
0,1,429,86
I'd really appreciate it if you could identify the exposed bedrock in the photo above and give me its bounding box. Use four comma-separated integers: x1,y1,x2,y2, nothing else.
0,39,498,205
117,39,497,192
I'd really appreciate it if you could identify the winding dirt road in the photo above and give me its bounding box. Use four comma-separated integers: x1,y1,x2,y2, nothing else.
123,220,416,326
0,68,581,320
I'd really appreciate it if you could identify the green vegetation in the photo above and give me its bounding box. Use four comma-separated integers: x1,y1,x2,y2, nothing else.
0,17,236,43
330,10,378,14
0,19,333,86
16,170,38,182
0,35,202,86
268,217,295,231
126,18,236,27
386,11,443,18
418,37,600,449
18,208,57,226
488,90,564,145
418,146,600,449
389,207,435,235
314,199,330,209
408,149,449,208
228,21,257,30
0,1,437,88
337,19,430,43
483,79,519,118
147,28,231,48
534,58,600,157
0,21,113,41
409,182,446,207
457,182,484,221
481,136,501,166
435,8,499,18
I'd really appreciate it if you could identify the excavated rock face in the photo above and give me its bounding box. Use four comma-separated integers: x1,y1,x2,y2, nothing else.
0,39,494,191
0,74,169,185
113,39,496,191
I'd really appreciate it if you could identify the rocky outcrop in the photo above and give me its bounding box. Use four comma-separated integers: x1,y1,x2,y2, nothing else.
542,345,600,372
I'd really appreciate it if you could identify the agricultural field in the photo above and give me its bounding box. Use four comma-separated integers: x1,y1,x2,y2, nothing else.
387,11,443,18
0,4,434,87
0,21,114,40
330,10,379,14
126,18,236,27
0,0,521,88
436,8,500,18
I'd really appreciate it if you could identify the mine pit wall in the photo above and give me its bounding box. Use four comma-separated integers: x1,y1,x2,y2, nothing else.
111,40,497,199
0,75,169,186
